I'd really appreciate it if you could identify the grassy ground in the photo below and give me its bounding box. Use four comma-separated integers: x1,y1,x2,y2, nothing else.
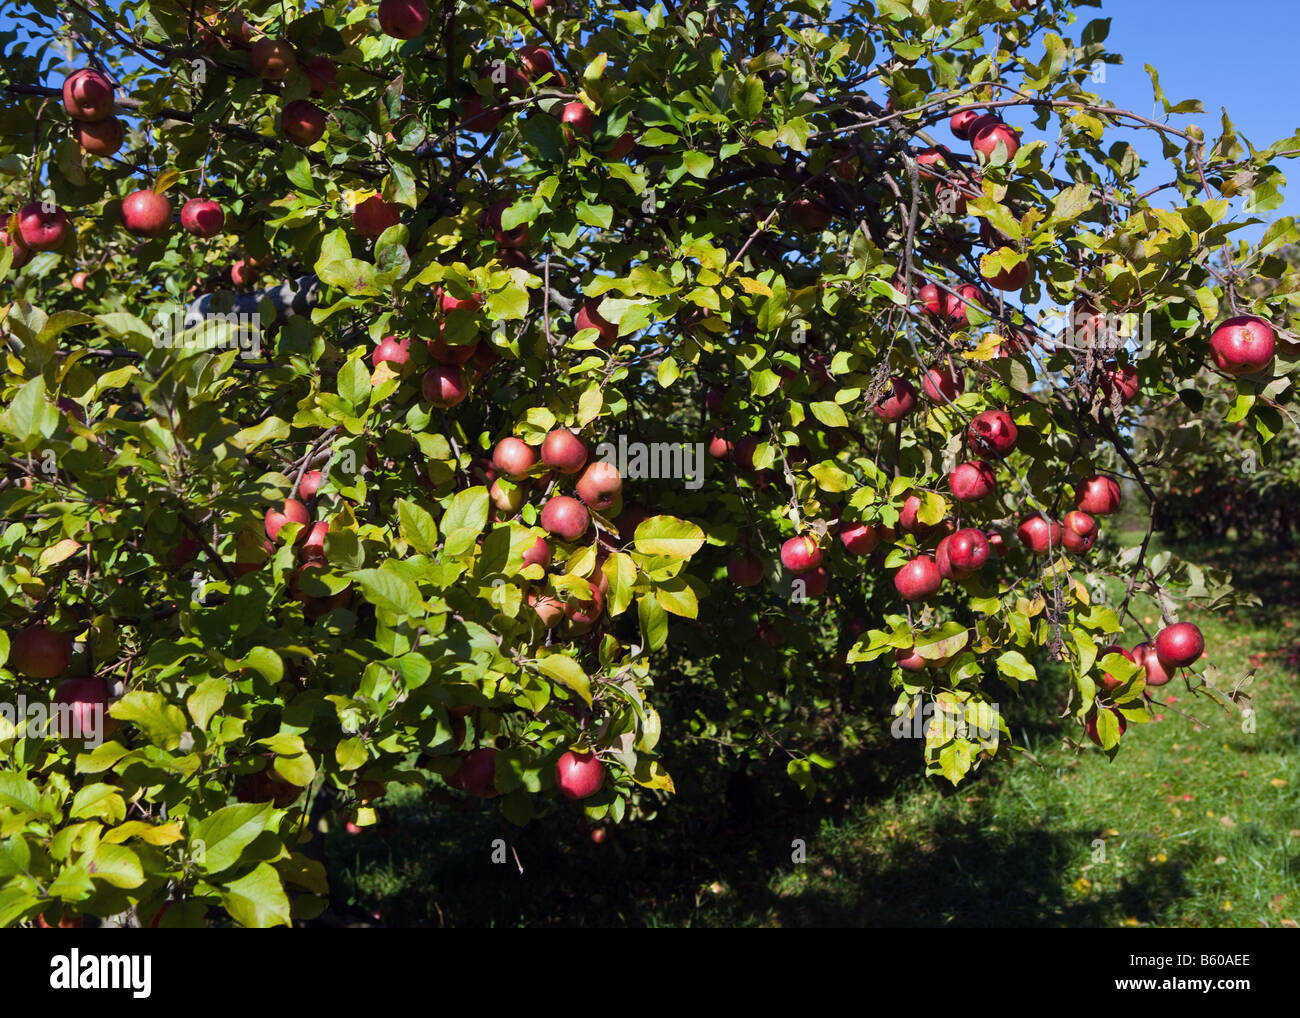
323,534,1300,927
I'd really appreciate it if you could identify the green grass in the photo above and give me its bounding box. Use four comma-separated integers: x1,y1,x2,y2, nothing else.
322,534,1300,927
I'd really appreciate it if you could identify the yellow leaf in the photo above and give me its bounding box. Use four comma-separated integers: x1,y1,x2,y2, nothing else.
39,539,81,569
103,821,184,845
736,277,774,297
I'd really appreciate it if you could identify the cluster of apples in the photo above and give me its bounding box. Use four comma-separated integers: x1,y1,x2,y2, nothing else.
448,744,605,801
261,469,349,616
4,622,116,741
1086,621,1206,745
489,428,624,632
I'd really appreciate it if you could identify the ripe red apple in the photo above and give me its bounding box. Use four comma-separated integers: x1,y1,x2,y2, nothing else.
427,328,479,365
838,521,878,555
9,623,74,679
180,198,224,237
372,334,410,368
915,146,952,180
532,0,550,10
1062,510,1098,554
230,258,257,287
917,282,944,315
873,377,917,421
788,198,833,232
982,255,1030,291
440,288,484,313
971,118,1020,164
575,299,618,346
968,410,1018,458
53,677,115,739
250,38,296,79
794,565,829,597
298,470,324,499
299,521,329,562
378,0,430,39
1016,514,1063,555
1100,361,1139,405
305,55,338,95
541,428,588,475
555,750,604,800
576,461,622,511
353,195,401,238
895,556,942,601
947,528,990,576
522,537,551,569
1098,644,1135,692
529,592,564,627
1085,706,1126,747
1208,315,1276,375
949,461,996,502
62,68,114,121
945,284,988,325
121,190,172,238
727,553,763,586
518,45,556,78
421,364,468,408
707,432,734,459
560,101,595,141
2,228,31,268
455,747,497,798
897,494,933,536
896,646,928,672
266,498,310,541
71,271,89,289
605,132,635,160
490,477,524,514
493,437,537,478
282,99,327,146
73,116,125,156
949,108,988,140
1155,622,1204,669
484,201,530,249
17,202,68,251
1076,474,1120,515
563,583,605,629
541,495,590,541
780,536,822,572
1133,641,1173,686
921,363,962,402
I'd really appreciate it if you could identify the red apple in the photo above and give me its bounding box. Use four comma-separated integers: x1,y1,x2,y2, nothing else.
266,498,310,541
949,461,996,501
873,377,917,421
73,117,125,156
1154,622,1204,669
1098,644,1135,692
454,747,498,798
898,494,932,536
921,363,962,402
298,470,324,499
378,0,430,40
949,108,988,140
250,38,297,79
518,45,555,78
2,229,31,268
522,537,552,569
372,335,410,368
484,201,530,249
1062,510,1098,554
946,527,989,576
62,68,114,121
968,410,1018,458
727,554,763,586
555,750,604,800
299,521,329,562
838,521,878,555
529,592,564,627
780,536,822,572
794,566,829,597
576,461,622,511
945,284,988,325
421,364,468,408
605,132,635,160
575,299,618,346
971,118,1020,164
17,202,68,251
71,271,89,289
180,198,224,237
1016,514,1063,555
9,623,74,679
788,198,833,231
707,432,734,459
1133,641,1173,686
895,556,942,601
440,288,484,313
541,495,590,541
1100,361,1139,405
490,478,524,514
53,677,115,740
121,190,172,238
915,146,952,180
560,101,595,141
541,428,588,474
282,99,327,146
917,282,944,316
1076,474,1120,515
493,437,537,478
353,195,401,238
305,55,338,96
982,255,1030,291
1209,315,1275,375
1085,706,1126,747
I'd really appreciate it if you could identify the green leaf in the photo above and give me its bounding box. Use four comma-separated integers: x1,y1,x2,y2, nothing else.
220,862,292,928
633,516,705,559
996,651,1037,683
338,357,371,408
442,487,490,556
534,653,592,705
397,499,439,554
187,678,227,731
638,594,668,651
810,401,848,427
109,691,188,750
193,802,274,874
351,568,423,615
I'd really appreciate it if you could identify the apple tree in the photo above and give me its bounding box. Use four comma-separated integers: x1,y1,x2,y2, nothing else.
1,0,1298,926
